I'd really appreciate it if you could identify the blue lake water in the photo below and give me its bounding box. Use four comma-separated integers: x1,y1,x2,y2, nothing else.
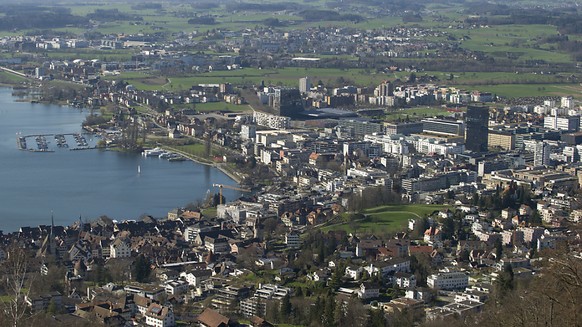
0,88,238,232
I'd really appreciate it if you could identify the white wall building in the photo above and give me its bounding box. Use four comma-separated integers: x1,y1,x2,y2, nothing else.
427,269,469,290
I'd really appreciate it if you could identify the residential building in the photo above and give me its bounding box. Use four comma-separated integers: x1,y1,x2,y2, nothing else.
145,304,175,327
358,282,380,299
544,115,579,132
427,269,469,290
197,308,234,327
394,272,417,289
285,232,301,249
109,237,131,258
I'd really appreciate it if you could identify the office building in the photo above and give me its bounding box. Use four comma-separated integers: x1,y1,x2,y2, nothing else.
562,131,582,145
465,105,489,152
337,119,383,138
422,118,465,136
384,121,424,136
272,88,304,117
533,141,551,167
488,129,515,150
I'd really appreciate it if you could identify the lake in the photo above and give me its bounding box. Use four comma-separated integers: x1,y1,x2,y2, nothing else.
0,88,238,232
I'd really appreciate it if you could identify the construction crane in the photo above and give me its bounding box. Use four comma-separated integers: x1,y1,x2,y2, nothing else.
212,184,251,205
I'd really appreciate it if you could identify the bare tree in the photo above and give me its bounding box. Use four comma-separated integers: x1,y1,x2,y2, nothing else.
1,245,34,327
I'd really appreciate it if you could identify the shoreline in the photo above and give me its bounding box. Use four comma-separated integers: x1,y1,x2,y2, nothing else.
158,145,244,184
0,80,249,185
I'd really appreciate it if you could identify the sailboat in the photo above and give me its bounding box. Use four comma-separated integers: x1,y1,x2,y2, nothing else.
138,165,141,174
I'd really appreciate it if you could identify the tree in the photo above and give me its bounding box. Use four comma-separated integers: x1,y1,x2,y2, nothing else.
280,294,292,321
132,255,151,283
366,309,387,327
323,295,336,327
494,238,503,261
1,245,34,327
408,73,417,83
495,263,514,298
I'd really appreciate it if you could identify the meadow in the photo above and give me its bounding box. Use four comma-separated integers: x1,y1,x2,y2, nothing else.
321,204,447,234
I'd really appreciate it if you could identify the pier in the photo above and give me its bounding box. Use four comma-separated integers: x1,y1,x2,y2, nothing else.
16,133,99,152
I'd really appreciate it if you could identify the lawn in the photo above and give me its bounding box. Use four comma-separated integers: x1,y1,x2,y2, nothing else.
173,143,209,157
384,106,454,121
322,204,447,234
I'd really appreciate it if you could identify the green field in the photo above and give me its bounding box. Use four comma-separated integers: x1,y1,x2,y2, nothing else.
384,106,455,121
463,83,582,98
195,102,252,113
105,68,395,91
0,71,28,84
322,204,447,234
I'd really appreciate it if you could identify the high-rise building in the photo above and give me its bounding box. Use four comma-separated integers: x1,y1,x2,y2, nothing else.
299,77,311,94
272,88,304,117
533,141,551,166
561,96,574,109
543,115,580,132
465,105,489,152
375,81,394,97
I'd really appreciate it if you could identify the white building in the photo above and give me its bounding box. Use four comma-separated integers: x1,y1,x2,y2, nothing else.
180,269,212,287
427,269,469,290
145,303,175,327
109,238,131,258
163,280,189,296
394,272,417,289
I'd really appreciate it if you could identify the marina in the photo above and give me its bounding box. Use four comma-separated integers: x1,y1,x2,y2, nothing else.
16,133,98,152
0,87,239,231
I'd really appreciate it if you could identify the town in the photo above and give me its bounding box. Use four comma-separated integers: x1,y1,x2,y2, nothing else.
0,1,581,327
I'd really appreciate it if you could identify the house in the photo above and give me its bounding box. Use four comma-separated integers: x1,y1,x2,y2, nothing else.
25,292,62,313
424,227,441,244
169,128,181,139
164,279,189,296
134,294,153,315
181,269,212,288
197,308,235,327
145,303,175,327
358,282,380,299
405,287,433,302
394,272,417,289
307,269,331,283
110,237,131,258
249,316,274,327
204,237,230,254
382,297,424,315
345,266,363,280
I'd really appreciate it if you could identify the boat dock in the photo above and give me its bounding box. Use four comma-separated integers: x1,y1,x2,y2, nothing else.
16,133,99,152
